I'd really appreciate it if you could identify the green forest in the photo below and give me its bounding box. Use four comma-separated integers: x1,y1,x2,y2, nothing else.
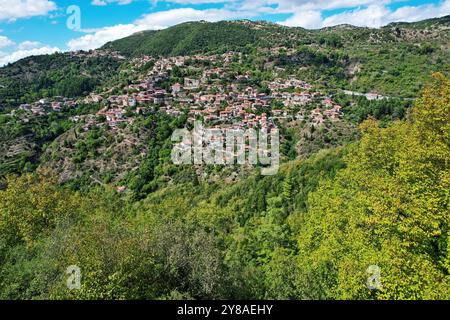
0,74,448,300
0,16,449,301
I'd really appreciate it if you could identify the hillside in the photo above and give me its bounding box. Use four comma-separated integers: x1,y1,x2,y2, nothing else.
0,51,123,109
0,16,446,181
103,16,450,57
102,20,272,57
0,74,448,299
0,16,446,111
0,14,449,301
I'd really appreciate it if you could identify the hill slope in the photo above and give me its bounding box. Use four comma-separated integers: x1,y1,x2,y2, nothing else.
102,16,449,96
103,16,450,57
0,16,448,108
102,20,271,57
0,52,123,109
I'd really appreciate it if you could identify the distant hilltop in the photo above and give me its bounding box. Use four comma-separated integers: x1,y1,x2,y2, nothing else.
102,15,450,58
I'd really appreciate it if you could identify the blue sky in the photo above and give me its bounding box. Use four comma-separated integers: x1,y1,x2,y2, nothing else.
0,0,449,66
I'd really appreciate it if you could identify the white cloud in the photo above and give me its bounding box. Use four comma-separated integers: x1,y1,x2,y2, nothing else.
322,1,450,28
279,10,322,29
0,36,15,49
17,41,42,50
91,0,229,5
164,0,231,3
135,7,254,29
91,0,133,5
0,44,60,66
322,5,390,28
67,24,147,51
0,0,56,21
388,0,450,23
238,0,388,12
278,0,450,29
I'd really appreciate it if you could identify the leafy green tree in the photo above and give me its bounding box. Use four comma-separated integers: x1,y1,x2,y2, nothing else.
295,74,449,299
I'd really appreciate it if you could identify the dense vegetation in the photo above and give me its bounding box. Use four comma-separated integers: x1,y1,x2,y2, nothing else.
0,74,448,299
0,16,449,300
0,53,122,108
0,17,448,110
103,21,267,57
0,104,99,176
104,17,450,97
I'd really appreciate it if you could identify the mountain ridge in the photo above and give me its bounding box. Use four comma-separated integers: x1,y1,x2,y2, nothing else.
1,16,448,110
102,15,450,57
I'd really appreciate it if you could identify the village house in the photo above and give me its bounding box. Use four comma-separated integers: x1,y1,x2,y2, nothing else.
19,104,31,111
38,98,50,105
324,105,342,120
70,50,349,134
31,105,45,115
172,83,182,95
52,102,62,112
184,78,200,90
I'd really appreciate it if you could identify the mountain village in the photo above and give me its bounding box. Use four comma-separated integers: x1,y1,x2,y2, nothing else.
13,50,355,133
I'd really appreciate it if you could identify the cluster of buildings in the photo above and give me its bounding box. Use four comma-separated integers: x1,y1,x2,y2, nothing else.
18,97,77,116
68,50,126,60
16,50,345,133
343,90,387,101
84,51,344,132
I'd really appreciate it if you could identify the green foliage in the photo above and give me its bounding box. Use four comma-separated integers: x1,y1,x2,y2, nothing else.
0,111,74,176
0,17,449,301
0,53,121,107
1,74,448,300
103,21,265,57
295,74,450,299
0,145,346,299
335,95,413,123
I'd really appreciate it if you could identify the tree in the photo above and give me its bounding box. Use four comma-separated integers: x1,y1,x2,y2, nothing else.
295,73,449,299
